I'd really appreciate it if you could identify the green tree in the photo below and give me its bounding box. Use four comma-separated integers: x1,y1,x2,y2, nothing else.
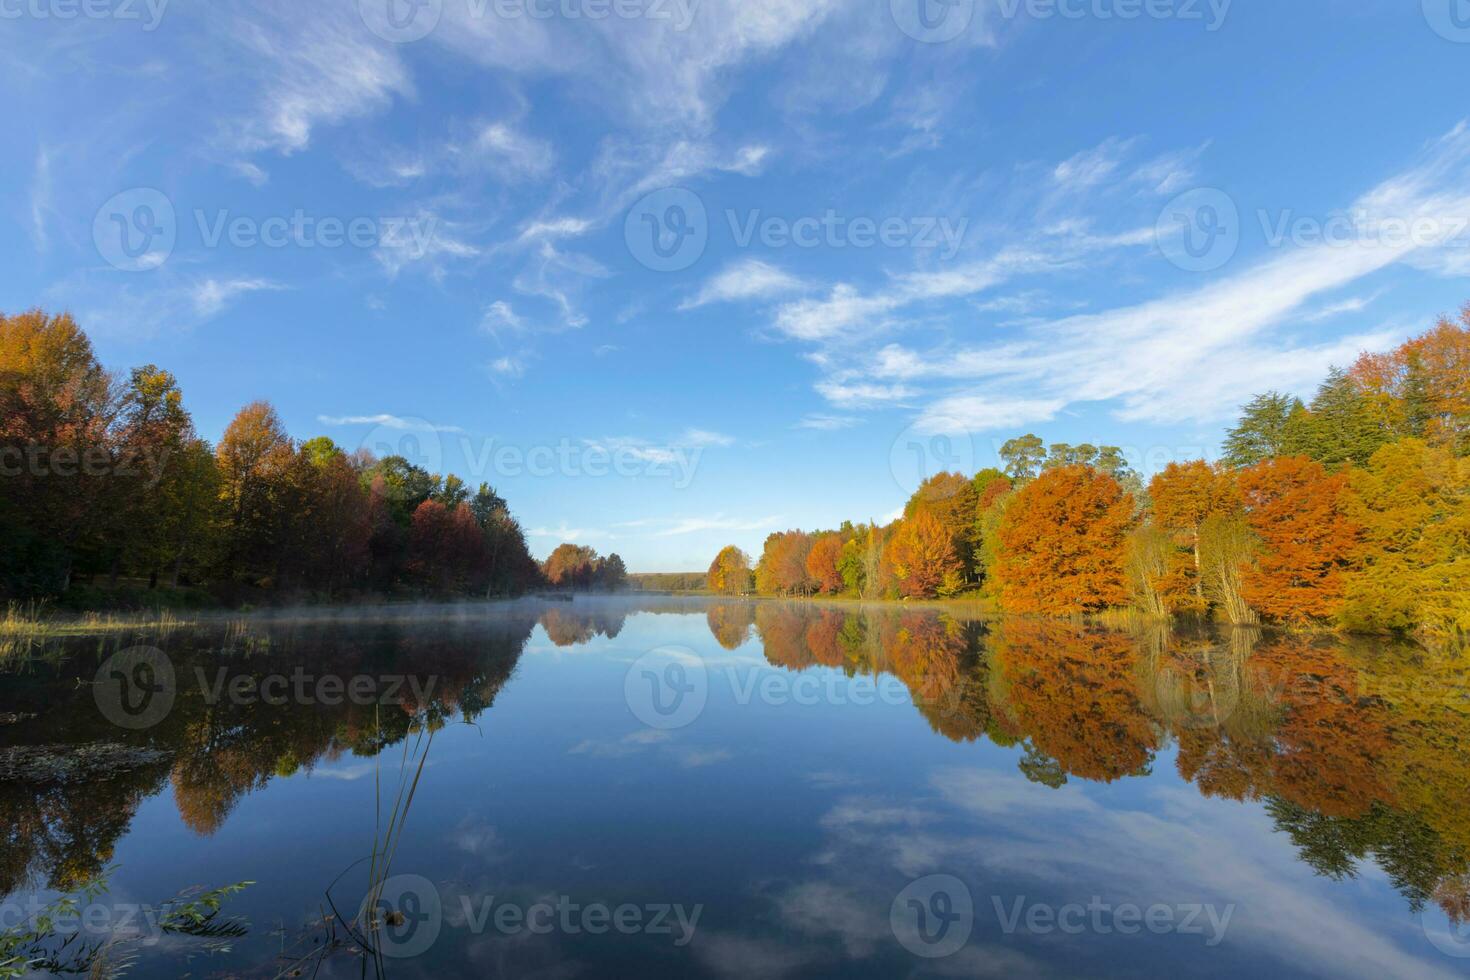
1303,367,1391,467
999,434,1046,481
1223,392,1301,467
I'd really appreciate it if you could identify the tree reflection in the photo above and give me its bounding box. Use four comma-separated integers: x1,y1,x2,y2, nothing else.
0,608,542,893
989,620,1160,783
706,603,757,651
724,601,1470,923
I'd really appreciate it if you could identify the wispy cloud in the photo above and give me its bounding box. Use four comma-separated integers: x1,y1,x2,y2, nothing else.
459,120,555,180
230,2,412,155
29,146,51,251
612,513,782,537
529,523,604,541
681,259,808,309
795,414,862,431
191,278,285,317
316,414,465,433
792,121,1470,433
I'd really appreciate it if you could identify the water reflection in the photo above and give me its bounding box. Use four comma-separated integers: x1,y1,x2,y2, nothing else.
1,598,1467,975
735,602,1470,926
0,606,540,896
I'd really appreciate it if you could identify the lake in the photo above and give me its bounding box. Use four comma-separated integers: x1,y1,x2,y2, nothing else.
2,597,1468,978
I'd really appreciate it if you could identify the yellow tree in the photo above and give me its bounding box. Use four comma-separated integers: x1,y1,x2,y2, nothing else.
1148,461,1239,610
706,545,752,595
1341,438,1470,637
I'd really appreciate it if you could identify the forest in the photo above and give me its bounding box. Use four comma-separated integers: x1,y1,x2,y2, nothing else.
709,310,1469,641
0,310,627,606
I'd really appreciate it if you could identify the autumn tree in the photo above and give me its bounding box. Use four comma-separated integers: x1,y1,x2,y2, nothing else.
883,511,962,599
542,543,599,589
1237,456,1361,623
905,472,979,578
1352,311,1470,454
0,310,117,593
215,401,297,586
1340,439,1470,637
971,472,1013,595
1149,461,1239,609
755,531,815,596
706,545,753,595
996,465,1134,615
805,533,845,594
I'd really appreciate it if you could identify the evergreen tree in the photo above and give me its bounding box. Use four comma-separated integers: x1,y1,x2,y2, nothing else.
1306,367,1389,468
1223,393,1300,467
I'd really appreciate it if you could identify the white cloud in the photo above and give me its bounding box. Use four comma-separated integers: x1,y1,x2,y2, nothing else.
481,300,526,333
1300,291,1384,323
191,278,284,317
30,146,51,250
796,414,861,431
518,217,593,242
374,214,480,278
230,2,412,155
680,428,736,448
1053,136,1136,189
316,414,466,433
814,381,915,408
802,121,1470,431
682,259,808,309
228,160,270,186
488,356,526,378
464,121,555,179
613,514,783,537
529,523,604,541
914,396,1068,434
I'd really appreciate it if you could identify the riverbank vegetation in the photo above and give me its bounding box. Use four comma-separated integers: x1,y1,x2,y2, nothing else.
0,311,574,608
714,311,1469,641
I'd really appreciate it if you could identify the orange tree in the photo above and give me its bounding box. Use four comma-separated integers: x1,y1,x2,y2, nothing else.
995,465,1134,615
805,533,845,594
1237,456,1361,623
882,512,961,598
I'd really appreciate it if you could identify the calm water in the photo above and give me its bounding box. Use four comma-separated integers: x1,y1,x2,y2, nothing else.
2,597,1469,978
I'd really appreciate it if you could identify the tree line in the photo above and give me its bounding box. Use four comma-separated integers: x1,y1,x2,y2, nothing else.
709,309,1469,640
1,310,551,604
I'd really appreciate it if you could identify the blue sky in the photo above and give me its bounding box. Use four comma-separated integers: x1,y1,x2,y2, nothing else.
4,0,1470,571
